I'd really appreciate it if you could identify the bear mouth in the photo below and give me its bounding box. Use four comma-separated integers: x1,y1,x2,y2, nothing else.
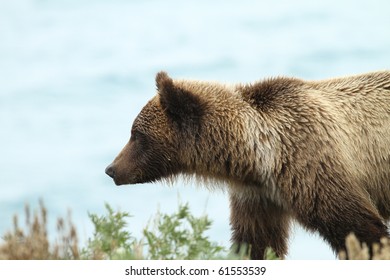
112,174,150,186
106,164,168,186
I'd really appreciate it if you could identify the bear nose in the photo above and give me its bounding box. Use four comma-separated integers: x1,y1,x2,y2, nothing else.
105,164,116,179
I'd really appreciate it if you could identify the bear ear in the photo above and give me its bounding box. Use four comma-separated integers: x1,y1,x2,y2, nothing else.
156,71,174,94
156,71,204,125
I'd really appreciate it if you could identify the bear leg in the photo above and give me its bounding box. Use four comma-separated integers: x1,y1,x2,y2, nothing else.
229,193,290,259
296,190,389,259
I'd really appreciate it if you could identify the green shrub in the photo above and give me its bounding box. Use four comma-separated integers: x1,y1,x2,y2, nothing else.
81,203,142,260
143,203,226,260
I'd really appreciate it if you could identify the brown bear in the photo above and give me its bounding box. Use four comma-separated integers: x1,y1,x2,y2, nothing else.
105,70,390,259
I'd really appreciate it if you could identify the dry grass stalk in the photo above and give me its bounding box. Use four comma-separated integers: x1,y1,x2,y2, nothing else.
339,233,390,260
0,201,79,260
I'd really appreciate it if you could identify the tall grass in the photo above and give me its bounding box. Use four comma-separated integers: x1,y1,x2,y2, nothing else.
339,233,390,260
0,200,78,260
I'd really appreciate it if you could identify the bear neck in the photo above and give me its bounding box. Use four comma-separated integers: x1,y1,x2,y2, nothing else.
180,92,281,192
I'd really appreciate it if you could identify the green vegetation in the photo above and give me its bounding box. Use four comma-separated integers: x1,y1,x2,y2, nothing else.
143,203,225,260
3,200,389,260
0,200,271,260
81,203,140,260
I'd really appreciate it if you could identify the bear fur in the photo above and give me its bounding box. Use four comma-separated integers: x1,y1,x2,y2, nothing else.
106,70,390,259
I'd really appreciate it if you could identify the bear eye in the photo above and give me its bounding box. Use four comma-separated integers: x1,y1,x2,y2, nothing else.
130,129,139,141
130,129,146,143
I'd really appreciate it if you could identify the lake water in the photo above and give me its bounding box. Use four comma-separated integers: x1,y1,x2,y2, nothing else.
1,0,389,259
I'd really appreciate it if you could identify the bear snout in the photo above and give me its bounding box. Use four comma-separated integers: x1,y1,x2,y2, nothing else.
105,164,116,179
105,163,133,185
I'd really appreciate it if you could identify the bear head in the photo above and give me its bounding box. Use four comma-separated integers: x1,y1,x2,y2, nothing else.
105,71,207,185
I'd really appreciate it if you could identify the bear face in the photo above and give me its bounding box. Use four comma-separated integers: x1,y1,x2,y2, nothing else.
105,72,207,185
105,99,176,185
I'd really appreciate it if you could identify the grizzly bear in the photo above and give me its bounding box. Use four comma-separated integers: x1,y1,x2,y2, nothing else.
105,70,390,259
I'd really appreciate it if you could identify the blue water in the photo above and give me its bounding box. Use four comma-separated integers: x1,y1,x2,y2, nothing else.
1,0,389,259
